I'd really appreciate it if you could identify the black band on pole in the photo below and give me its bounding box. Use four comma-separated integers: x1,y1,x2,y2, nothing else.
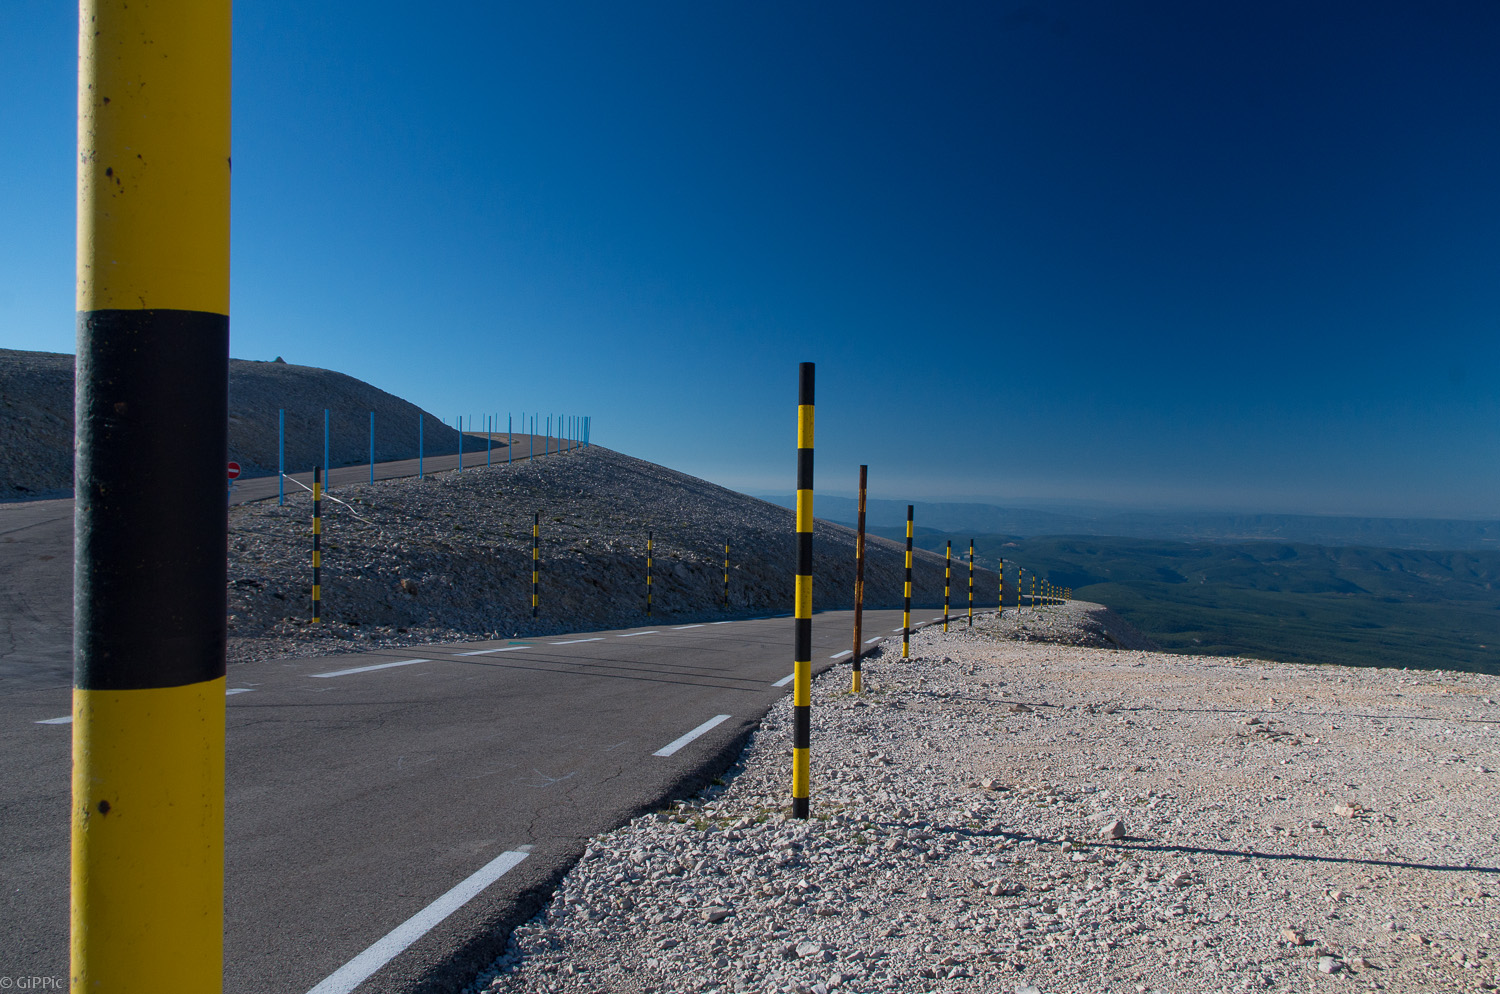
74,312,229,690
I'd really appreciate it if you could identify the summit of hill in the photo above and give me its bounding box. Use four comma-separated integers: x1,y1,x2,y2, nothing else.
0,347,471,499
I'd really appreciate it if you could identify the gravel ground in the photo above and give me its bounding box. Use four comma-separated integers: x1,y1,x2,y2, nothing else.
463,601,1500,994
226,445,996,665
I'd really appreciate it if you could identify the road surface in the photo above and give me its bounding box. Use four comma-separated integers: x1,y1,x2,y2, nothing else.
1,606,959,993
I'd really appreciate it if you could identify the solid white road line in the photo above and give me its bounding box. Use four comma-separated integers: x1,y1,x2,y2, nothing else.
772,674,795,688
891,627,905,632
864,637,881,644
226,688,255,695
671,624,705,630
653,714,732,757
311,659,429,679
829,650,852,659
304,849,530,994
710,621,733,625
549,638,604,645
455,645,530,656
616,631,659,637
35,716,72,725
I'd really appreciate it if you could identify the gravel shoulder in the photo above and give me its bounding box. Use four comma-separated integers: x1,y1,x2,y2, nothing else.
466,601,1500,994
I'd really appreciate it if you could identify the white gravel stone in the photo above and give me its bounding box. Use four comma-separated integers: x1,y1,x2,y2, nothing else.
462,604,1500,994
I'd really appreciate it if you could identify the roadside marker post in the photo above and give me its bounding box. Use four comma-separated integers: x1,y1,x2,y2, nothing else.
458,415,463,471
902,505,913,659
531,513,540,618
968,539,974,626
323,409,329,488
851,464,868,693
487,415,492,467
943,541,951,633
646,531,654,618
998,558,1005,617
312,466,322,623
723,542,730,608
369,412,374,483
418,413,424,479
791,362,815,819
508,414,513,465
72,2,230,985
278,409,285,505
529,417,534,461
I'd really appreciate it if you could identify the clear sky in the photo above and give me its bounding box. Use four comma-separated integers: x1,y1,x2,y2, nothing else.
4,1,1499,518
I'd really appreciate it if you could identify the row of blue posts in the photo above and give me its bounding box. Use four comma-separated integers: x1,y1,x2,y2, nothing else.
277,409,592,505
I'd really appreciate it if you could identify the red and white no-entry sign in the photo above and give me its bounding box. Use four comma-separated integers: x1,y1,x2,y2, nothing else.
226,461,241,480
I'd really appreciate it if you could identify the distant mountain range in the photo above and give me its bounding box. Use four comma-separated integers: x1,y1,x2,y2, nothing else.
761,494,1500,552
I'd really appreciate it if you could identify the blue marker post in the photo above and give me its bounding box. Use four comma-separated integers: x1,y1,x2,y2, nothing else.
369,411,374,483
458,415,464,472
323,409,330,489
487,415,492,467
278,409,285,505
529,416,534,461
508,414,513,465
419,413,424,479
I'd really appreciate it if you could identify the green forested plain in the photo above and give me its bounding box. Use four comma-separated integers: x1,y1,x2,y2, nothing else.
871,528,1500,674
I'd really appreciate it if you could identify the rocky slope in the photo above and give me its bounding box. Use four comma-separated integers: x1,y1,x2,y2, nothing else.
226,444,998,663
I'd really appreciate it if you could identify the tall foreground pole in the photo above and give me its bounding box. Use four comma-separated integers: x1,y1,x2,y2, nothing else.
531,513,540,618
851,464,868,693
73,1,230,989
902,505,913,659
791,363,815,819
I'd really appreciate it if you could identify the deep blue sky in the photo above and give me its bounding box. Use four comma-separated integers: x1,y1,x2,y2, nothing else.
4,2,1499,517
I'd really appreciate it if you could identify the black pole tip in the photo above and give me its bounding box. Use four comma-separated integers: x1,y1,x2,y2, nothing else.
798,363,815,406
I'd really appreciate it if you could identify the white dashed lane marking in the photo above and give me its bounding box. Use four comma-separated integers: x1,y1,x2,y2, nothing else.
311,659,429,679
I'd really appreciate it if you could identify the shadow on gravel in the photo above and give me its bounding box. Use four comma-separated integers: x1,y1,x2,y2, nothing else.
947,827,1497,875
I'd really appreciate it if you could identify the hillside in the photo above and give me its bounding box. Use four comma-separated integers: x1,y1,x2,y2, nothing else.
885,529,1500,675
225,446,996,668
0,347,473,499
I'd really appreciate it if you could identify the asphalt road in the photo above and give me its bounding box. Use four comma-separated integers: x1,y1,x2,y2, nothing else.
0,434,567,691
1,605,956,993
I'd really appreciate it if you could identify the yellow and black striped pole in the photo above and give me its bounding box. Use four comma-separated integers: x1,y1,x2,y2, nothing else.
1031,574,1037,614
646,531,654,617
998,557,1006,617
312,466,322,623
851,464,867,693
791,362,815,819
968,539,974,626
531,513,539,618
902,505,913,659
943,540,951,633
723,542,729,608
72,1,230,988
